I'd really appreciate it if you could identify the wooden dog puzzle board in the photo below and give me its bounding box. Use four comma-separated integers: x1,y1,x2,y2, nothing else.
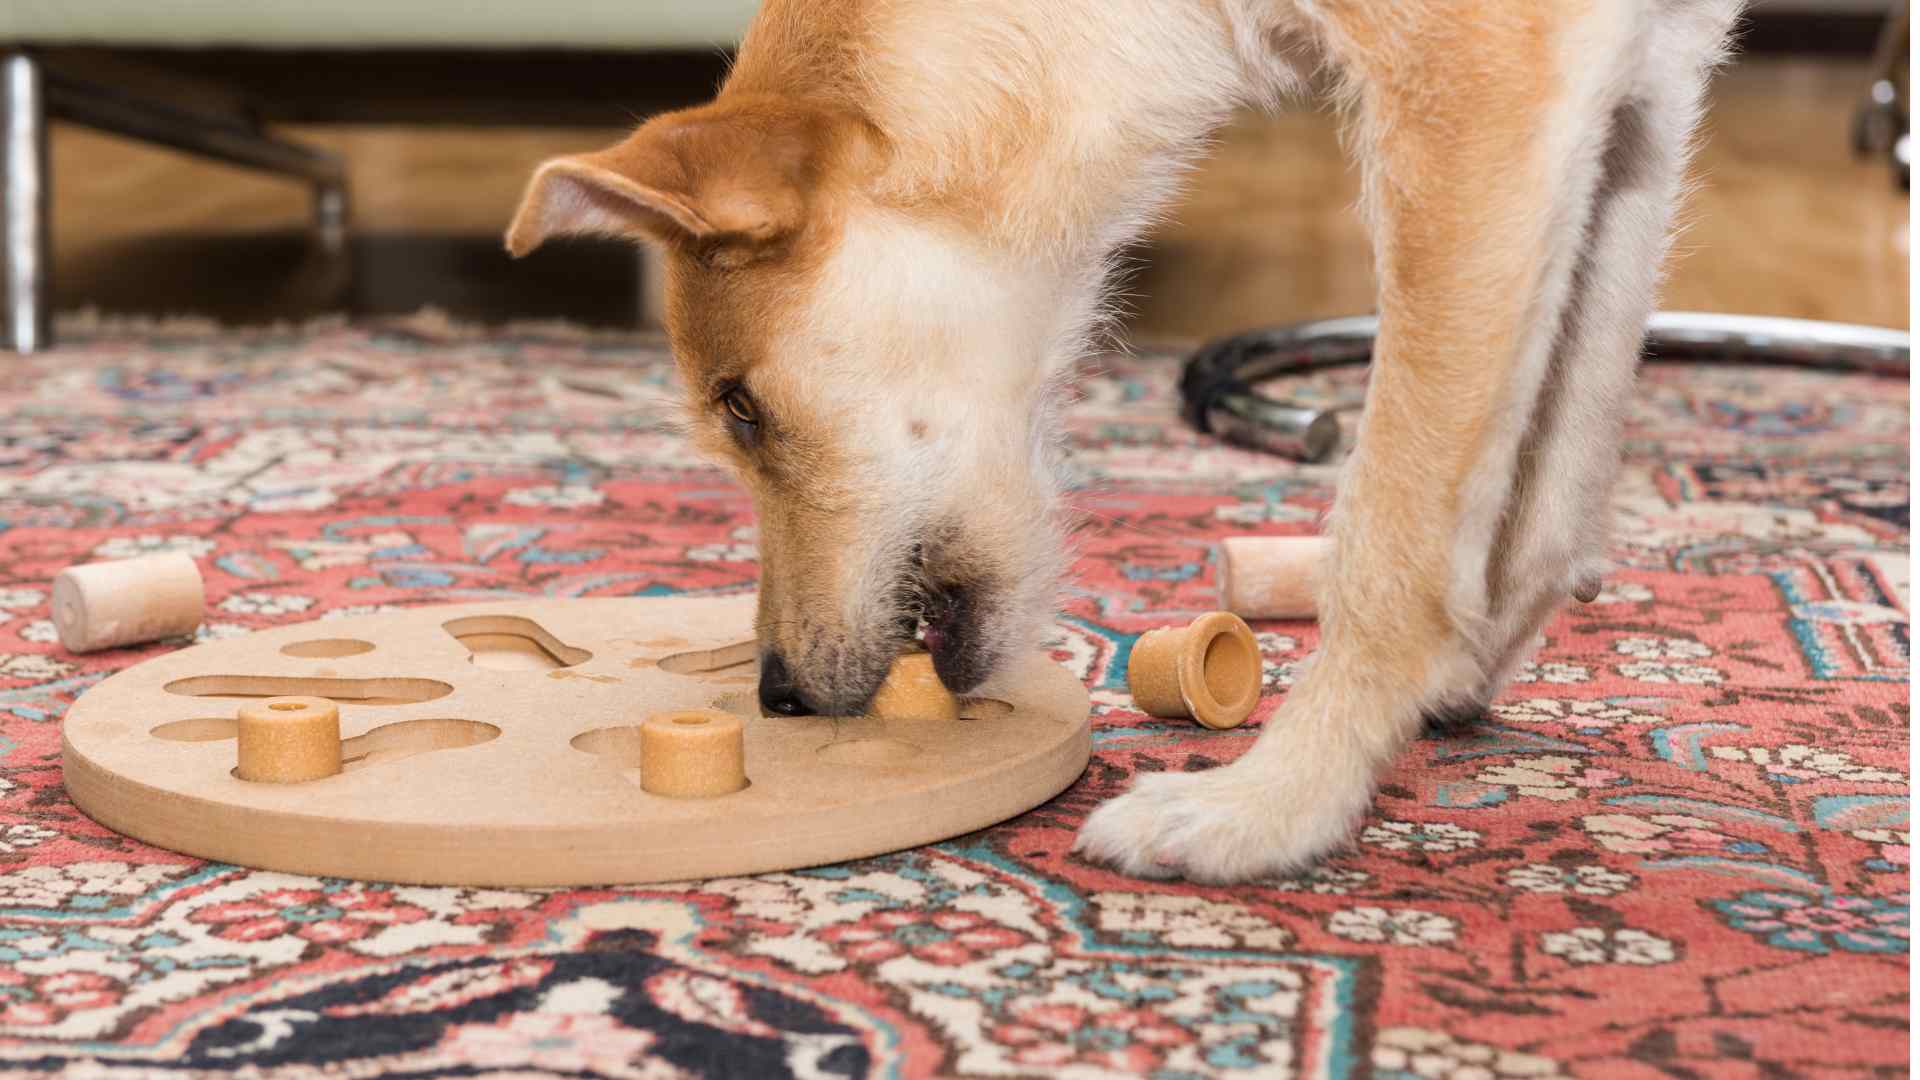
61,596,1091,886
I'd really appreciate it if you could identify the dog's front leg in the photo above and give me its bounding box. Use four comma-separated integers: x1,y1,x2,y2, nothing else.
1076,1,1737,883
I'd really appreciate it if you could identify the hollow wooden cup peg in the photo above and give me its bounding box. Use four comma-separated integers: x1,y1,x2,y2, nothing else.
639,708,747,798
236,696,343,783
1127,612,1263,729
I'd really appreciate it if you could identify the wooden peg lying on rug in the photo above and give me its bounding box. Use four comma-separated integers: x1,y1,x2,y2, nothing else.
1127,612,1262,729
1219,536,1326,620
1219,535,1607,618
639,709,748,798
52,551,206,653
868,651,960,722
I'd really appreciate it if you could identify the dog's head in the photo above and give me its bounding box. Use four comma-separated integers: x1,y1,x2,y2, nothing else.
507,95,1070,715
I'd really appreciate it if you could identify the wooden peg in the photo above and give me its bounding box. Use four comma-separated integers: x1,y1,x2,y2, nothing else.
639,708,747,797
1219,536,1325,620
52,552,205,653
235,696,342,783
868,651,960,722
1127,612,1263,729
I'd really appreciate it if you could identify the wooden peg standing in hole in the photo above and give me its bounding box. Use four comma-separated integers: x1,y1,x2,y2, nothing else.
639,709,747,797
52,552,205,653
868,651,960,722
236,696,342,783
1127,612,1262,729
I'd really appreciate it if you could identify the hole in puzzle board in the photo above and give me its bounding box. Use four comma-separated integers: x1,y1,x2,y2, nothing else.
958,697,1014,719
570,725,642,768
280,639,375,659
442,615,593,672
658,640,757,676
164,675,453,705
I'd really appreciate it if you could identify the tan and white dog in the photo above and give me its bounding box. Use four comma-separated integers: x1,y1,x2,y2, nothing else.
506,0,1741,882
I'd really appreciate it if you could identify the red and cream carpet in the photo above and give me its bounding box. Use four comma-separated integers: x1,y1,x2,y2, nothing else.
0,318,1907,1076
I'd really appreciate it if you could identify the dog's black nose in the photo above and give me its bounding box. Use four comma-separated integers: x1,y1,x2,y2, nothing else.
758,652,815,716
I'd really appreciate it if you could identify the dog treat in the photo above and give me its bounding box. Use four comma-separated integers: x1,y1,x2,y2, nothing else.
1219,536,1326,621
52,551,206,654
236,697,343,783
639,708,747,798
1127,611,1262,729
868,650,960,722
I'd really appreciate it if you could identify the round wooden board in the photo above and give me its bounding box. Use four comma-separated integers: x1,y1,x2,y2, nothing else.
61,596,1091,886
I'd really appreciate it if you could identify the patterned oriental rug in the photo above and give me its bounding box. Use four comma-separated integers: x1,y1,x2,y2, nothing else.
0,317,1906,1077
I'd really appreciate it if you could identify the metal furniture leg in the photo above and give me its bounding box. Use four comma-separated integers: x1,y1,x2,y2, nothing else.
2,54,353,353
2,52,50,355
43,66,350,231
1852,1,1910,189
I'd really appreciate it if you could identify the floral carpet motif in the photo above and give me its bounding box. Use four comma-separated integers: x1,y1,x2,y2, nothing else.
0,319,1907,1076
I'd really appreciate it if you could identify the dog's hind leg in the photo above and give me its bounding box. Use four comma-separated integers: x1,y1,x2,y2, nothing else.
1476,3,1741,695
1075,0,1739,883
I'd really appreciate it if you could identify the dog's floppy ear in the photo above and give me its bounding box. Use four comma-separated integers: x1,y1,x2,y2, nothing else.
505,99,836,263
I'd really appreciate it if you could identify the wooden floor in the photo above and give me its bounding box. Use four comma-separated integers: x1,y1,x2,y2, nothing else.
48,56,1910,340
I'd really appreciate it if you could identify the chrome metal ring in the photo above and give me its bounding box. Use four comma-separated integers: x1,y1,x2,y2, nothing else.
1180,312,1910,463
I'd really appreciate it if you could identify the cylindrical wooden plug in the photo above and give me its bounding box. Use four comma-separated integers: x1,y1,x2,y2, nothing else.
868,651,960,722
235,696,342,783
640,708,747,798
52,551,206,654
1222,535,1602,613
1127,612,1263,729
1219,536,1326,621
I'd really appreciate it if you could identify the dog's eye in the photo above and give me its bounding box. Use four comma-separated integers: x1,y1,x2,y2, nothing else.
721,387,758,428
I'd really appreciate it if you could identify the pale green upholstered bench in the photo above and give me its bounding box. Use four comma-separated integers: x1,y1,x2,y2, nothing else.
1,1,759,352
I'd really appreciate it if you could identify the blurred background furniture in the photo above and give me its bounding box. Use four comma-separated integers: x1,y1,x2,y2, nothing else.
1849,1,1910,187
1,1,757,352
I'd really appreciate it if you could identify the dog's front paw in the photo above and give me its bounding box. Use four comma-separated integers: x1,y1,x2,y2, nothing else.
1073,761,1369,884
